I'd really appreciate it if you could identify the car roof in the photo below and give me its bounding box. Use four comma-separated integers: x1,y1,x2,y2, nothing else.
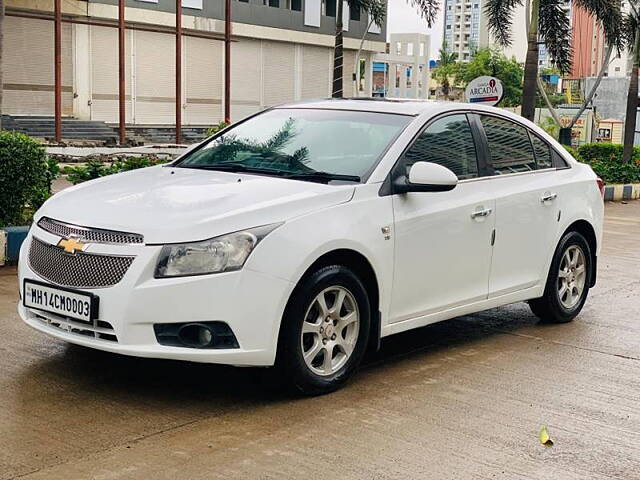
274,97,523,121
273,98,554,139
273,98,461,116
274,98,526,119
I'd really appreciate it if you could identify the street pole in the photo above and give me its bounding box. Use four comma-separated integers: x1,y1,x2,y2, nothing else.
224,0,231,124
175,0,182,144
118,0,126,145
54,0,61,143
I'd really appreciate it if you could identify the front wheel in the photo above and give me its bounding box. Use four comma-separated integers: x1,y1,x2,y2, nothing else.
529,231,592,323
276,265,370,395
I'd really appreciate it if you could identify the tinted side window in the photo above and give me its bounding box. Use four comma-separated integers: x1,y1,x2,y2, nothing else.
530,133,552,169
402,114,479,179
480,116,536,174
552,149,568,168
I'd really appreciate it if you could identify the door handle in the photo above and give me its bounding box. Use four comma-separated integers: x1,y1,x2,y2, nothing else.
541,192,558,203
471,207,492,219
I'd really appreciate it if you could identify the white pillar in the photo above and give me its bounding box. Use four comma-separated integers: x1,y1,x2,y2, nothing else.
365,53,373,97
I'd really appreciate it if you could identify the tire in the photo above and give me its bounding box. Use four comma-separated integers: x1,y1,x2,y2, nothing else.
275,265,371,395
529,231,592,323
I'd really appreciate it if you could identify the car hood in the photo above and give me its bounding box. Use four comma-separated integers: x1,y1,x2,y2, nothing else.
36,166,355,244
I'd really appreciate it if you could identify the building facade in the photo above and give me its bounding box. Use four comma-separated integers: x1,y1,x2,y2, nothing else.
2,0,387,125
606,1,633,77
372,33,430,99
569,3,606,78
442,0,485,62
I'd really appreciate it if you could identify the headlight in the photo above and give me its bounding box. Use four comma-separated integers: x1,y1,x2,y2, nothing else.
154,223,282,278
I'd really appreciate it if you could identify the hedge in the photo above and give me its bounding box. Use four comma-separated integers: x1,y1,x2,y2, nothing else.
0,131,58,227
565,143,640,184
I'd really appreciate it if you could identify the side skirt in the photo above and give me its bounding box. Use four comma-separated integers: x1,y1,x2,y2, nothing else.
380,286,542,338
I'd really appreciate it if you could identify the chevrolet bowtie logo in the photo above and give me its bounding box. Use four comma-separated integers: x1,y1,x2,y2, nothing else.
57,237,86,254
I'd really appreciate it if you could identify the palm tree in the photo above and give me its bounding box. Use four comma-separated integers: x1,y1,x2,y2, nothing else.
332,0,439,97
432,42,458,100
622,1,640,163
486,0,622,121
351,0,385,96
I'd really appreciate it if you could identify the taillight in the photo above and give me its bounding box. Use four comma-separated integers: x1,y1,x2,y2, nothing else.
596,178,605,198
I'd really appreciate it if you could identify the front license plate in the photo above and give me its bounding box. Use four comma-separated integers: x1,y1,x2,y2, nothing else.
23,279,98,323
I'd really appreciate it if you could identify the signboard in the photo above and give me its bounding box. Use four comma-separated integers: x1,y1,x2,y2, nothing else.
558,110,594,147
465,76,504,106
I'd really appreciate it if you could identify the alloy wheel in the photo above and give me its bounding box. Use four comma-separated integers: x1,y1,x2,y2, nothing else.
300,286,360,376
557,245,587,310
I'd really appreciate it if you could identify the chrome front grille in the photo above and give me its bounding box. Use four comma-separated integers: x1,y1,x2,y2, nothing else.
37,217,144,245
29,237,134,289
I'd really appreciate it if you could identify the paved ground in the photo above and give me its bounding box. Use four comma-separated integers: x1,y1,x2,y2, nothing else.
1,202,639,479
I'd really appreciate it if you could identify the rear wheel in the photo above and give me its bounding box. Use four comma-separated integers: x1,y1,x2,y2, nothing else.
276,265,370,395
529,231,592,323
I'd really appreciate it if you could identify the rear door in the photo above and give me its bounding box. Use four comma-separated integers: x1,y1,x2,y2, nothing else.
477,114,563,297
388,113,496,323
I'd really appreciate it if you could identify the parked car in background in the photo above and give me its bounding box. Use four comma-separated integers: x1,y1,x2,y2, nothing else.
18,99,604,395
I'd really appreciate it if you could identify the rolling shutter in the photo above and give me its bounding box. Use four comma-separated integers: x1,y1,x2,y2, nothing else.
134,31,176,124
301,45,331,99
184,36,223,125
230,38,262,121
262,40,296,107
3,17,72,115
90,26,133,123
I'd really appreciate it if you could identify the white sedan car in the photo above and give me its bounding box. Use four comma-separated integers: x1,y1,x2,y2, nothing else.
18,100,603,395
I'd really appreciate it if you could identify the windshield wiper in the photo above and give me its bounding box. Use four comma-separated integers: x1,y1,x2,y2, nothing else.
284,171,361,184
179,163,287,176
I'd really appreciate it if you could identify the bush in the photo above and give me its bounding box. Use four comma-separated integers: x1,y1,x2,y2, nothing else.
588,160,640,184
66,156,168,185
561,145,580,160
572,143,640,184
0,131,58,227
206,121,229,137
575,142,640,164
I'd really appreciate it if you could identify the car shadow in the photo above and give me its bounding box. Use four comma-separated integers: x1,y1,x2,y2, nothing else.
15,301,543,411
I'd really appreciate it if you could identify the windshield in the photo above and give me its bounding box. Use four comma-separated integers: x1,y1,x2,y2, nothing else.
176,108,411,182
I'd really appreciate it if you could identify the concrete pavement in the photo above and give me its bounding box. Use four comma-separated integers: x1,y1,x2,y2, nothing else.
1,202,639,479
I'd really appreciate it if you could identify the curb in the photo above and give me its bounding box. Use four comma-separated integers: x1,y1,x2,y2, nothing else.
603,183,640,202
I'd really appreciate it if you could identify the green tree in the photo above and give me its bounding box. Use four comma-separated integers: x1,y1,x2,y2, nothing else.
431,42,459,100
486,0,622,121
454,48,524,107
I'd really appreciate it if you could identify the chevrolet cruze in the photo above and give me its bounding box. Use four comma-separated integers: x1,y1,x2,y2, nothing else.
18,99,604,395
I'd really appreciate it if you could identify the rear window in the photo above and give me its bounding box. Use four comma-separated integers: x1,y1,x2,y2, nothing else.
530,133,552,169
480,115,536,174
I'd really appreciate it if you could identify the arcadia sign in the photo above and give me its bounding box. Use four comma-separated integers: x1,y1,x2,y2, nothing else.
464,76,504,106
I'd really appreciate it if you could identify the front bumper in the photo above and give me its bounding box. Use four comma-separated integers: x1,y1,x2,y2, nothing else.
18,230,294,366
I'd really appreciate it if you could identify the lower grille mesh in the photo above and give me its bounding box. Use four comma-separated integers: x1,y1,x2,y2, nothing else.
29,237,134,288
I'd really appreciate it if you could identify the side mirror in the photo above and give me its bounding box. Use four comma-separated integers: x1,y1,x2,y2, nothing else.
393,161,458,194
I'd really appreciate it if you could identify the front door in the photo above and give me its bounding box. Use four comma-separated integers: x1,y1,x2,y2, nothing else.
389,113,495,323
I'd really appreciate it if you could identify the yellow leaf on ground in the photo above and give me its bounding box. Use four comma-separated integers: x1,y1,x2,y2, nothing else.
539,426,554,447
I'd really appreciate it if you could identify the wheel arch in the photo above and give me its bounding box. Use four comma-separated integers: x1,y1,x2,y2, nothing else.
562,219,598,287
282,248,382,354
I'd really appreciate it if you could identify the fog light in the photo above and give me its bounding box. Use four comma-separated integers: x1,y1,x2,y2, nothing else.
153,321,239,349
178,323,215,348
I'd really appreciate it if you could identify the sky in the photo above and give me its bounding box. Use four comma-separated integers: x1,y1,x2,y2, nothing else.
386,0,444,60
